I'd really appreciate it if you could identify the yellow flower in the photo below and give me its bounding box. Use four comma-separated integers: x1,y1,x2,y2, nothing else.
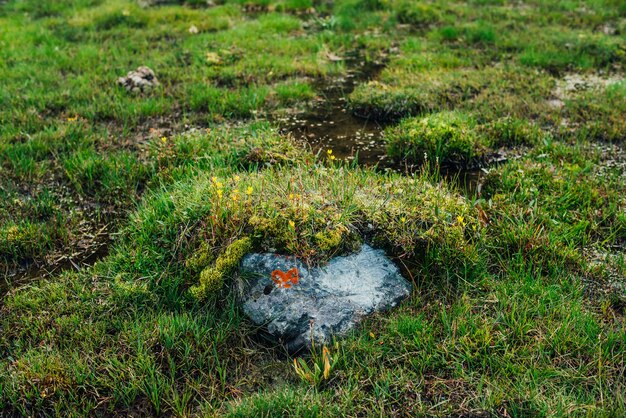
234,175,241,182
216,181,223,188
289,193,295,200
217,189,223,199
330,155,336,161
246,186,253,195
161,136,167,143
457,215,466,227
289,220,295,228
66,115,78,122
232,194,239,202
400,217,406,223
327,149,333,155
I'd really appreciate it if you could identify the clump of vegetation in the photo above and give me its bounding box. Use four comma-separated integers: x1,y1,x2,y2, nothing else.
480,117,545,148
564,80,626,142
348,66,507,121
150,122,308,176
0,223,55,263
479,141,626,280
273,81,316,105
518,30,625,73
385,111,486,166
348,81,425,120
395,2,442,28
62,149,150,197
177,164,475,282
191,237,252,299
349,65,558,123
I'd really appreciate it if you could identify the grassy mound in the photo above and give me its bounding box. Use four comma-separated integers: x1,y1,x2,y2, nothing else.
1,149,480,415
384,112,550,166
384,111,485,167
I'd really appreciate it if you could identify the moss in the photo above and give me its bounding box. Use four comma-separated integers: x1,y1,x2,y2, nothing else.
192,266,223,298
214,237,253,272
190,237,252,300
185,241,214,273
249,215,291,248
480,117,544,148
313,227,346,252
385,111,486,166
249,214,359,260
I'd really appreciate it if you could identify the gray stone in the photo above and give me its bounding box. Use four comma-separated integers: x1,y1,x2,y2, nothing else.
117,66,159,93
240,244,412,352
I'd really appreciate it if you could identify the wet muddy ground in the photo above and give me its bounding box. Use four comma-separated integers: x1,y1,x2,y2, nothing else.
1,236,109,299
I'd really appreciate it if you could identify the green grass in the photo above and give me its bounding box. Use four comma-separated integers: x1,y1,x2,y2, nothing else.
0,0,361,269
1,0,626,416
384,111,486,166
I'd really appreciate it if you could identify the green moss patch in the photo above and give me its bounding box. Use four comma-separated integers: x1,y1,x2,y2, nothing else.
384,111,486,166
191,237,252,299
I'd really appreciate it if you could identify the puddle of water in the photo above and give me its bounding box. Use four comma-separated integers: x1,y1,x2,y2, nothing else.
279,103,389,165
276,55,390,166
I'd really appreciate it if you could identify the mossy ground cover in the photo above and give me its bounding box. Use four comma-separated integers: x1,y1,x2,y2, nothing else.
1,0,625,416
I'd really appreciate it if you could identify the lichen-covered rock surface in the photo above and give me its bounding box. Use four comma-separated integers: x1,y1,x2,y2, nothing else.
240,244,412,352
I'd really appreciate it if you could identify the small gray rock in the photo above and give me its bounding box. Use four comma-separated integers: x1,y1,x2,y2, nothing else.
117,66,159,93
240,244,412,352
